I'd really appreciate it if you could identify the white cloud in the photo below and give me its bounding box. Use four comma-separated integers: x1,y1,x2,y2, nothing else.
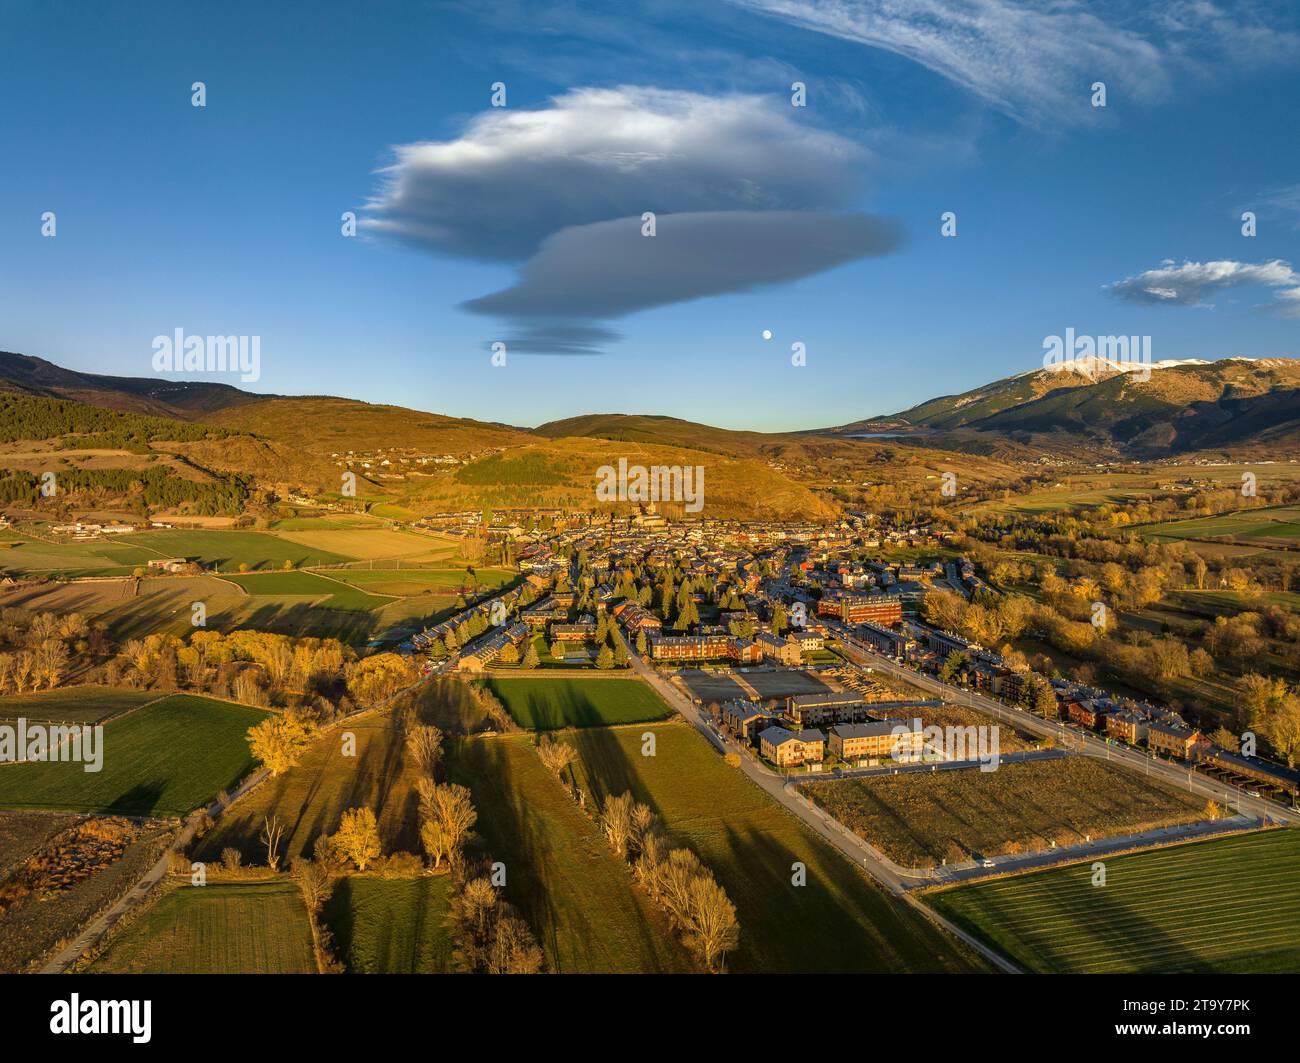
1107,259,1300,316
727,0,1298,127
363,86,870,261
362,86,899,352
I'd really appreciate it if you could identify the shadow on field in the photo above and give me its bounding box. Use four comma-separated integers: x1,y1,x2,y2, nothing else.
107,780,166,817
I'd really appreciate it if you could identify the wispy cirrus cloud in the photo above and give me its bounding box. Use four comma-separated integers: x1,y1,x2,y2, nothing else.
726,0,1299,128
362,86,900,353
1107,258,1300,316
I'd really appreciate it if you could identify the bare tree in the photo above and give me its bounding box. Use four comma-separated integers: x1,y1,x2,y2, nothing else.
684,873,739,973
406,723,444,777
600,791,636,858
260,815,286,871
536,734,577,776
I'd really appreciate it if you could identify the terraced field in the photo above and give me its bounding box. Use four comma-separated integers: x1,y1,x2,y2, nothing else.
926,829,1300,973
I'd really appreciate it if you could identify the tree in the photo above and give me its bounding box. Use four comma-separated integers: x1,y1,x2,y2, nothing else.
260,815,286,871
246,713,315,776
938,650,964,684
636,629,648,655
600,791,635,857
420,781,477,867
684,873,739,973
522,642,540,669
550,639,564,661
290,856,332,911
1033,679,1059,720
486,912,544,974
332,807,382,871
595,645,615,670
536,734,577,776
406,723,444,777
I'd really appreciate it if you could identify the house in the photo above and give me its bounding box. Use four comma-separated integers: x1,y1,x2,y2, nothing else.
1067,699,1109,730
721,700,780,745
755,632,801,666
788,629,825,652
785,692,872,728
146,557,190,574
1147,721,1204,760
759,726,826,769
816,593,903,625
550,622,596,642
456,623,530,672
829,719,925,764
1106,710,1149,745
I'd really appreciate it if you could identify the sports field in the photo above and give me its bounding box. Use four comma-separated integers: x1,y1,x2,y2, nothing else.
926,829,1300,973
446,734,692,973
0,693,268,817
89,880,316,973
323,875,456,973
485,676,673,729
564,722,988,973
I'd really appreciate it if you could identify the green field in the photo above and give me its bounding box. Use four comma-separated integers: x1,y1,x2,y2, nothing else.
564,723,988,973
0,685,158,724
0,531,159,576
1141,504,1300,547
117,529,353,570
927,829,1300,973
224,570,393,610
323,875,456,973
331,565,516,598
447,734,692,972
90,880,316,973
0,693,268,817
485,676,673,729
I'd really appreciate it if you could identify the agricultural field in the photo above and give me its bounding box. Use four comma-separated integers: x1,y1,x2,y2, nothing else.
563,722,989,973
800,757,1206,868
0,685,158,725
89,880,317,974
270,524,451,561
0,693,268,817
1140,504,1300,548
446,734,692,973
116,529,352,571
485,676,673,729
222,570,394,611
195,709,423,866
927,829,1300,973
329,565,516,597
0,531,159,577
323,875,456,973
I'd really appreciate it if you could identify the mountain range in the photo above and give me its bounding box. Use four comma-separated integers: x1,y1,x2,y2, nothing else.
0,350,1296,520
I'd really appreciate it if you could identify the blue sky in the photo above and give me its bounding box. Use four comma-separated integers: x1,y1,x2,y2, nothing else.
0,0,1297,431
